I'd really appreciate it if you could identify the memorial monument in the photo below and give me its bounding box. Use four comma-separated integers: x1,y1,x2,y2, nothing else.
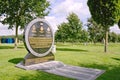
23,18,54,66
16,18,104,80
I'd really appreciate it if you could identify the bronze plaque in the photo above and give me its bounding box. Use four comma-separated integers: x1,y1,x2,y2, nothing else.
24,18,54,57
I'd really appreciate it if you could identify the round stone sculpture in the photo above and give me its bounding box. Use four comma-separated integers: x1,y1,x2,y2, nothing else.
24,18,54,57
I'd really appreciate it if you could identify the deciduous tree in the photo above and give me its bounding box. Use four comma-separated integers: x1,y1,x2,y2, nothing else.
87,0,120,52
55,13,83,43
0,0,50,49
67,12,83,42
87,18,104,43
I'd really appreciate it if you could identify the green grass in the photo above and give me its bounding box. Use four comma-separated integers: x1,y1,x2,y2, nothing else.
0,43,120,80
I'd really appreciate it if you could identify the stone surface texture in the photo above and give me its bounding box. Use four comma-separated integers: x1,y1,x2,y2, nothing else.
16,61,105,80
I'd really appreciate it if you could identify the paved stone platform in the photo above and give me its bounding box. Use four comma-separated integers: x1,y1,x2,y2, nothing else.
16,61,105,80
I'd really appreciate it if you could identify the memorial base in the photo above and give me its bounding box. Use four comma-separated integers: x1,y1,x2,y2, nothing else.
23,52,54,66
16,61,105,80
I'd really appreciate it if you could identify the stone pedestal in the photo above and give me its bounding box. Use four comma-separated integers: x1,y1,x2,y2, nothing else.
23,52,54,66
18,18,55,66
16,61,105,80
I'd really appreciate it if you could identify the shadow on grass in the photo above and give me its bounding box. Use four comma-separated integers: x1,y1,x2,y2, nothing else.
0,45,24,49
8,58,24,64
57,47,88,52
111,57,120,61
79,63,120,80
18,71,73,80
0,45,14,49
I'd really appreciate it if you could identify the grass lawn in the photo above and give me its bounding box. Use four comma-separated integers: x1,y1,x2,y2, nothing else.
0,43,120,80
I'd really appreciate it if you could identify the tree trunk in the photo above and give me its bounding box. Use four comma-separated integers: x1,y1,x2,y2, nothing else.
14,25,18,49
104,31,108,52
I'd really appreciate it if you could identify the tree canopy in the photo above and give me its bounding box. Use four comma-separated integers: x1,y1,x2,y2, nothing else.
0,0,50,29
87,0,120,29
55,13,83,42
87,18,104,43
0,0,50,48
67,12,83,42
55,22,69,43
118,19,120,28
87,0,120,52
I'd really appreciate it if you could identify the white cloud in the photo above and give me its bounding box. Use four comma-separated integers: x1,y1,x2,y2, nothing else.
0,23,23,36
0,0,90,36
48,0,91,29
52,0,83,15
110,25,120,34
45,16,58,32
47,0,91,33
0,0,119,36
47,0,56,4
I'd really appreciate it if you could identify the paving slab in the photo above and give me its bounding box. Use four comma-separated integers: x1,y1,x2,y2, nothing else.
16,61,105,80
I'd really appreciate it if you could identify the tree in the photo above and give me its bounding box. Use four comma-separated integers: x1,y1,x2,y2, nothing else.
55,13,83,43
80,30,89,43
87,18,104,43
87,0,120,52
118,19,120,28
118,34,120,42
0,0,50,49
67,12,83,42
55,23,69,43
109,32,118,43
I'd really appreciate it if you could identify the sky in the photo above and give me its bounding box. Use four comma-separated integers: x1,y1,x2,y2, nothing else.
0,0,120,36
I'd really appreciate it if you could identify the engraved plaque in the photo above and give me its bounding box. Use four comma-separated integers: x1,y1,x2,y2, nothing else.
24,18,54,57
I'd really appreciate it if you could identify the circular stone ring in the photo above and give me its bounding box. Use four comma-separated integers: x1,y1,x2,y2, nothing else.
24,18,54,57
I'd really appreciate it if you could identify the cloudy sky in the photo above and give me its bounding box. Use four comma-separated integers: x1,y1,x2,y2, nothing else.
46,0,90,31
0,0,120,36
